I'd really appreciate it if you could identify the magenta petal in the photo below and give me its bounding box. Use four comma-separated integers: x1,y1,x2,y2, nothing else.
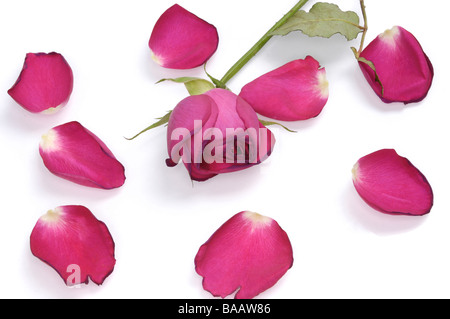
39,121,126,189
200,89,275,175
166,94,219,181
359,26,433,104
195,211,293,299
239,56,329,121
149,4,219,69
169,95,221,181
203,89,249,133
352,149,433,216
30,206,116,285
166,94,219,164
8,52,73,113
166,89,275,182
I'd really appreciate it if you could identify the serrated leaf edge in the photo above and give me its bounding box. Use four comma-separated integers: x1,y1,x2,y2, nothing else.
271,2,363,41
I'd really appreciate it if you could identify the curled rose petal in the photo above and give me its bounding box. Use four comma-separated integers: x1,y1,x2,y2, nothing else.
149,4,219,69
239,56,329,121
30,205,116,286
195,211,293,299
8,52,73,114
352,149,433,216
166,93,219,181
359,26,433,104
166,89,275,182
39,121,125,189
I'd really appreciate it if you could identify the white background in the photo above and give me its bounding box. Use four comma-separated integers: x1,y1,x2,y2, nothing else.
0,0,448,299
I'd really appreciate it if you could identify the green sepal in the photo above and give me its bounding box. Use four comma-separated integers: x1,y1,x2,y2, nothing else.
204,64,228,89
125,110,172,141
156,77,215,96
259,119,297,133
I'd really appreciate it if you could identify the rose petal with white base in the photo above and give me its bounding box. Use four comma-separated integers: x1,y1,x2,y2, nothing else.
149,4,219,69
195,211,293,299
8,52,73,113
30,205,116,286
352,149,433,216
239,56,329,121
39,121,126,189
359,26,433,104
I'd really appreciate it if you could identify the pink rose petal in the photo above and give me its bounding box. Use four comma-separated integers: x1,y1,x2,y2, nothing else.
8,52,73,114
166,89,275,181
195,211,293,299
166,93,220,181
352,149,433,216
30,205,116,286
359,26,433,104
149,4,219,69
39,121,126,189
239,56,329,121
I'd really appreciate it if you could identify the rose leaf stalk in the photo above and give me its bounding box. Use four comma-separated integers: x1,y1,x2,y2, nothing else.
350,0,369,60
354,0,368,58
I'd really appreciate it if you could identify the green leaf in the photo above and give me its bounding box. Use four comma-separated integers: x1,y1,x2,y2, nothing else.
259,119,297,133
271,2,363,41
157,77,215,95
351,47,385,96
125,110,172,140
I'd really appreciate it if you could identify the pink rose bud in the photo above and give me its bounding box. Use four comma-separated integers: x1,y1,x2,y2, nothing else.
195,211,293,299
39,121,126,189
149,4,219,69
166,88,275,181
359,26,433,104
30,206,116,286
239,56,329,121
352,149,433,216
8,52,73,114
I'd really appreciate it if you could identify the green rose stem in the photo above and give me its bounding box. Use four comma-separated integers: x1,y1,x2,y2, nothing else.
218,0,310,86
355,0,368,58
